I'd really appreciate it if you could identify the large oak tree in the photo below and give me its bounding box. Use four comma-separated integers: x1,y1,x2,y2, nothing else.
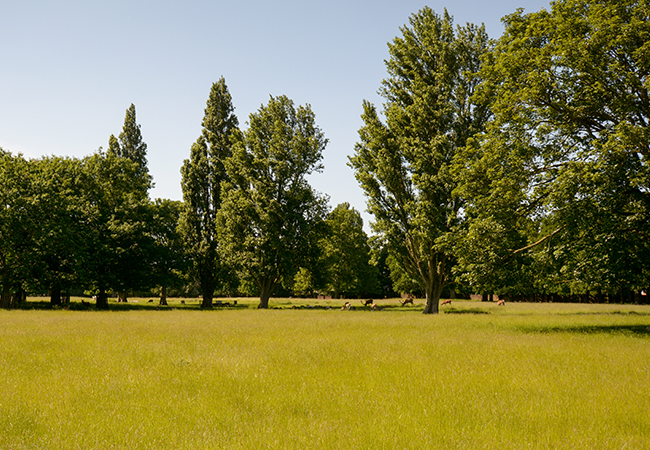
457,0,650,299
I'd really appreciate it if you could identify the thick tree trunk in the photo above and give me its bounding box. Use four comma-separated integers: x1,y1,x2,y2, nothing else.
200,286,213,308
422,280,442,314
258,277,275,309
1,285,10,309
117,291,128,303
96,286,109,309
200,268,215,308
50,284,62,306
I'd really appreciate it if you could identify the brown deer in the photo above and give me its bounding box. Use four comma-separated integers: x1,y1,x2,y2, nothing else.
400,295,414,306
440,299,452,306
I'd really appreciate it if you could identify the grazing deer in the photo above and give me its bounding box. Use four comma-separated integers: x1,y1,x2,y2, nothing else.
400,295,414,306
497,299,505,306
440,299,452,306
361,299,373,306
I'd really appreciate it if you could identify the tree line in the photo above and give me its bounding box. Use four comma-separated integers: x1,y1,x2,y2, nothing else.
1,0,648,312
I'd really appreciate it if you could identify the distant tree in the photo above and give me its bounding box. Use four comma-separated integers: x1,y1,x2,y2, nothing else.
368,237,398,299
79,150,151,309
147,199,187,305
104,104,152,302
180,78,239,308
0,150,32,308
219,95,328,309
349,7,491,313
30,156,87,306
319,203,378,298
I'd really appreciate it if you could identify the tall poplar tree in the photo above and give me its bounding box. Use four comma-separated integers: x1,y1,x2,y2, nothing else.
349,7,491,313
180,77,239,308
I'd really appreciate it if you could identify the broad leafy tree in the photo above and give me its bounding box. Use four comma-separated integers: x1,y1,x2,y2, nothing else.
30,156,87,306
349,7,491,313
148,199,187,305
180,78,239,308
219,95,328,309
319,203,378,298
79,150,151,308
0,150,32,308
457,0,650,299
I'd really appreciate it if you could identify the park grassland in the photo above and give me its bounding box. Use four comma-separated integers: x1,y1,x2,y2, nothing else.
1,300,649,449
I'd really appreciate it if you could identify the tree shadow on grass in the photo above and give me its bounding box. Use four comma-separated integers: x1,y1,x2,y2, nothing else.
443,307,490,315
520,324,650,336
14,300,248,312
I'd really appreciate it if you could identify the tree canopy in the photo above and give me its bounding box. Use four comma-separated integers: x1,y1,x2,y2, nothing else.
219,95,328,308
455,0,650,300
349,7,492,313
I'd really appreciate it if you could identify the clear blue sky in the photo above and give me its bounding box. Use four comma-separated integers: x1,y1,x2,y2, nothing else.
1,0,550,230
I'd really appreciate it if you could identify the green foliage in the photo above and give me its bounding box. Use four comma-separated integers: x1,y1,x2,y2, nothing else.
219,95,328,308
107,104,151,188
0,150,32,307
147,199,188,303
350,7,491,313
78,150,153,307
319,203,378,298
456,0,650,297
180,78,239,307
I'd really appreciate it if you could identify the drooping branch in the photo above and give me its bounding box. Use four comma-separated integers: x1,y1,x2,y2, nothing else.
509,225,566,257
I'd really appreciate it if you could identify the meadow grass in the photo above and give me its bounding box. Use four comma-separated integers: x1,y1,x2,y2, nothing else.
1,299,649,449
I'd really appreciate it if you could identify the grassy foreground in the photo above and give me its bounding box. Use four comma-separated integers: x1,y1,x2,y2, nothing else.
1,300,649,449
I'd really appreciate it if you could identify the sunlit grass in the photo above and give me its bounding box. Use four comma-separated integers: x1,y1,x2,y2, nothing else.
1,301,649,449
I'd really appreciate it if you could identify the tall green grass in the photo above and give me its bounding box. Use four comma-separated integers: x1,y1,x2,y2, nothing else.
1,301,648,449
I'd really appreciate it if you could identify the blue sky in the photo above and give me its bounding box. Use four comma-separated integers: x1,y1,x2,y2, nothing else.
1,0,551,230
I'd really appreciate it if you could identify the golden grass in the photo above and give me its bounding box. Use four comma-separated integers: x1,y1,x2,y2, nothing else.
1,300,649,449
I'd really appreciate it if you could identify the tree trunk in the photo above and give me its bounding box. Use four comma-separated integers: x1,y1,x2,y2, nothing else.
1,285,11,309
201,290,213,308
96,286,109,309
159,285,168,306
258,277,275,309
422,280,442,314
11,290,25,308
200,269,215,308
117,291,128,303
50,284,62,307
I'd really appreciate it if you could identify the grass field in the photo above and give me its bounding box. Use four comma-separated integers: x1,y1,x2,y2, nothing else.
1,298,649,449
